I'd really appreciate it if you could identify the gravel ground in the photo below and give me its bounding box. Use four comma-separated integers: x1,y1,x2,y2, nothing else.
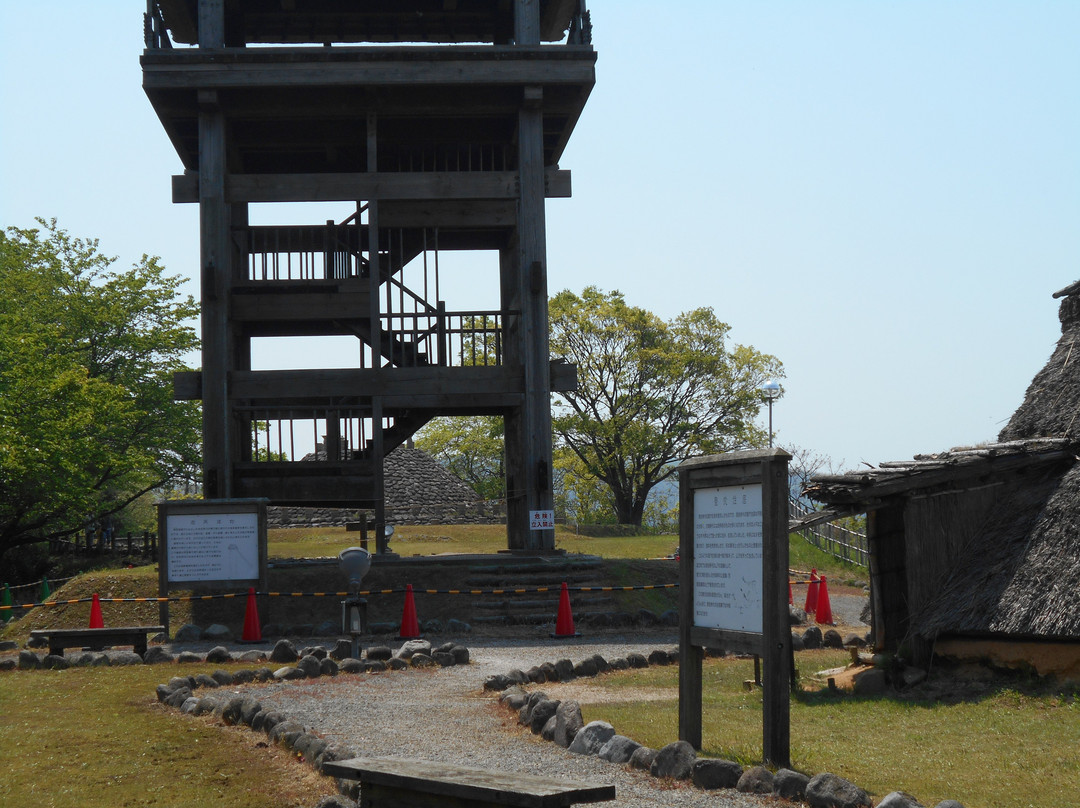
160,593,868,807
244,631,777,808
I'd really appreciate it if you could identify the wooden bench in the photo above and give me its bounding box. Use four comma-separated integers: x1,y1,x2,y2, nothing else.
322,756,616,808
29,626,165,659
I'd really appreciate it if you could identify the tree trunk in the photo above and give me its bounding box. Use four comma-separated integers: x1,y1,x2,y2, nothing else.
612,489,640,526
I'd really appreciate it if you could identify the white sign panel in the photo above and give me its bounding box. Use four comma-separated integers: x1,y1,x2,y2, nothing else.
693,484,764,632
529,510,555,530
166,512,260,582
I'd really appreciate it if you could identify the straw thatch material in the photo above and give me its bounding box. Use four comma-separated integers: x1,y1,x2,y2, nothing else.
805,283,1080,646
920,283,1080,639
300,446,481,508
913,464,1080,639
999,292,1080,442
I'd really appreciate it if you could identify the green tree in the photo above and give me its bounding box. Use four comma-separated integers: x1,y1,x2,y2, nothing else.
550,286,783,526
0,219,201,561
414,415,505,500
553,446,614,525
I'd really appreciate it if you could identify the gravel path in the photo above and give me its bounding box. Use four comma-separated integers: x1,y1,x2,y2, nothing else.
246,632,775,808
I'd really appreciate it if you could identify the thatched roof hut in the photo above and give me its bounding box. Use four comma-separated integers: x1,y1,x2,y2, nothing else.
804,284,1080,676
270,447,492,528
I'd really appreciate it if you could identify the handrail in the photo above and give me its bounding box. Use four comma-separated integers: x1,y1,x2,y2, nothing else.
788,497,868,568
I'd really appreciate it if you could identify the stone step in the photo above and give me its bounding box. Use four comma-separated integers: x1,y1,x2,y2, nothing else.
463,573,599,587
464,560,601,576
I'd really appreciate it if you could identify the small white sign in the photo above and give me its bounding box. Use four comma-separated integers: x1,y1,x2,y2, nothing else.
529,510,555,530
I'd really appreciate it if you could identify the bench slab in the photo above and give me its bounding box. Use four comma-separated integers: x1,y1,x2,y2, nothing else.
29,626,165,658
322,756,616,808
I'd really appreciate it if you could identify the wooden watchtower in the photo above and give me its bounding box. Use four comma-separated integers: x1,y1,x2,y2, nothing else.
141,1,595,551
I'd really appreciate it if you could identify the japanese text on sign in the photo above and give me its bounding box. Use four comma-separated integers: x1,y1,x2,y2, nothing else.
166,512,259,582
529,510,555,530
692,484,763,632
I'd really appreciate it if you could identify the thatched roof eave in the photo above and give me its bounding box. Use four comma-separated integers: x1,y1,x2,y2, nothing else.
804,439,1076,508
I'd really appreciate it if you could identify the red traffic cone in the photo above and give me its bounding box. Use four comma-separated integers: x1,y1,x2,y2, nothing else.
552,582,579,638
815,576,834,625
804,568,819,615
89,593,104,628
398,584,420,639
241,587,262,642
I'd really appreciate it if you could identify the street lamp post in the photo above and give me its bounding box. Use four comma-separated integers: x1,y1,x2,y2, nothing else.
761,380,781,448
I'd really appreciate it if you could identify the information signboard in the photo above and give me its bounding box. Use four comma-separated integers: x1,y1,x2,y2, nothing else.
166,511,260,583
677,449,791,768
692,484,763,633
156,499,269,635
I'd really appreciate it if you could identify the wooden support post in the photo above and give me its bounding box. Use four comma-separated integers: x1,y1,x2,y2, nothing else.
761,454,791,768
197,0,225,48
515,0,541,45
867,504,908,654
198,90,231,498
510,90,555,552
372,398,387,554
326,412,341,461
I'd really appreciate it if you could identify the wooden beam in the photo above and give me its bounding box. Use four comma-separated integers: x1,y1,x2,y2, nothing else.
141,51,596,90
172,170,572,203
231,287,371,324
550,358,577,392
173,371,202,401
229,366,524,400
379,200,517,228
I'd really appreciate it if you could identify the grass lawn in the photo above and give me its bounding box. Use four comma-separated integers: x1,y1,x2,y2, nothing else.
0,665,336,808
266,523,682,561
571,650,1080,808
267,524,864,585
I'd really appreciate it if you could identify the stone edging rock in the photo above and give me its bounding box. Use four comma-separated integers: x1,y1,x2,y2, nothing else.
487,648,966,808
152,638,470,808
4,634,469,672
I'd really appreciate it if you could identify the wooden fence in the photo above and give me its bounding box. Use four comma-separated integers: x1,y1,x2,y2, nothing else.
788,498,868,567
48,530,157,560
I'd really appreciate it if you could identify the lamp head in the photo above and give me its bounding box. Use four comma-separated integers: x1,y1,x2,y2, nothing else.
338,546,372,592
761,380,782,402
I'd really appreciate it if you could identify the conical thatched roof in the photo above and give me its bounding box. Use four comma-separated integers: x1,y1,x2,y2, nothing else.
806,282,1080,642
299,445,481,507
383,447,481,509
999,288,1080,442
916,288,1080,639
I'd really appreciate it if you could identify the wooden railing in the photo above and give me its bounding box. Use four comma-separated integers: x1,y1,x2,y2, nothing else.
788,498,868,567
49,530,158,560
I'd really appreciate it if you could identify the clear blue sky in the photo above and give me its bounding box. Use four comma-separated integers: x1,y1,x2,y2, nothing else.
2,2,1077,470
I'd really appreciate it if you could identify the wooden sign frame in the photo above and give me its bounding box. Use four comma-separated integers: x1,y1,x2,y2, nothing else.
677,448,791,767
156,498,269,635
